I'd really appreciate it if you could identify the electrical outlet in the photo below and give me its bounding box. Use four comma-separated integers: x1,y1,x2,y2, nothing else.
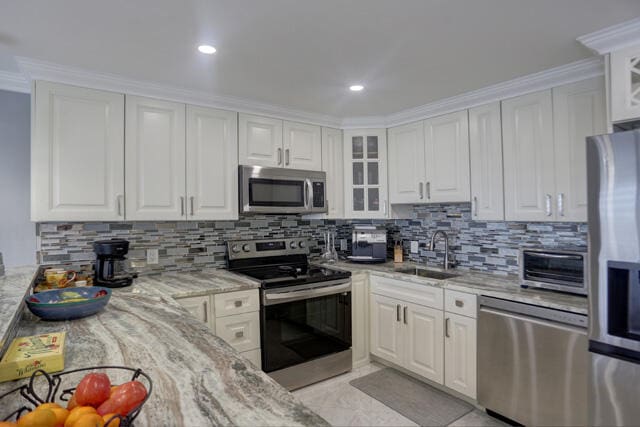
410,241,419,254
147,248,159,264
340,239,348,251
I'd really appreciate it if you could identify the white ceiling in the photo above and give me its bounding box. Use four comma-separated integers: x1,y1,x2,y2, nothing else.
0,1,639,118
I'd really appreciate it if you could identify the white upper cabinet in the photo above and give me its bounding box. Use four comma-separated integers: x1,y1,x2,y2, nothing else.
32,81,125,221
321,127,344,218
239,113,283,168
125,96,186,221
283,121,322,170
469,102,504,220
610,45,640,123
552,78,606,222
424,110,471,203
186,106,238,220
502,90,556,222
388,121,426,204
344,129,388,218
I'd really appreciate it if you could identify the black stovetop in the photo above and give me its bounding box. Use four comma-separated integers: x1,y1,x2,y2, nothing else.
231,261,351,289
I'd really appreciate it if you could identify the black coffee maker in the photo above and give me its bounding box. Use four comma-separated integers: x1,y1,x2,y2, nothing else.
93,239,137,288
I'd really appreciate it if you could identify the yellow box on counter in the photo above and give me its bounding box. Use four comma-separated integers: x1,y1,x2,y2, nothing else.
0,332,65,382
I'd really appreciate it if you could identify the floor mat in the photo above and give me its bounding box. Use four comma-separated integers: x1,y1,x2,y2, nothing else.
350,368,474,426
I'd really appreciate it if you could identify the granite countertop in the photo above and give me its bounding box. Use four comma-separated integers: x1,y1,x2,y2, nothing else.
322,260,588,315
125,268,260,299
0,268,326,427
0,265,39,355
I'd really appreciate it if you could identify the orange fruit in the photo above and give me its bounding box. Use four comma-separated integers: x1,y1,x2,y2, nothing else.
70,414,103,427
101,415,119,427
35,404,61,411
17,408,57,427
0,421,18,427
108,386,119,398
63,407,95,427
49,407,69,427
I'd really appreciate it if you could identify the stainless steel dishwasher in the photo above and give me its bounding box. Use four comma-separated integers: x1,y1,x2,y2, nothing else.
478,296,588,426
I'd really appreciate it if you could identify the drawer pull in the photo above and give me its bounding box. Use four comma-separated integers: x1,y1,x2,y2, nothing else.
455,300,464,308
235,331,244,338
234,300,243,308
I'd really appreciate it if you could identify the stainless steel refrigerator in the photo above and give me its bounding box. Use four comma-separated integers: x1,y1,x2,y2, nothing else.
587,129,640,426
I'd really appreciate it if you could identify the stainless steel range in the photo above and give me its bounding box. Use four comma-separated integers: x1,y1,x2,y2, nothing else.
227,238,352,390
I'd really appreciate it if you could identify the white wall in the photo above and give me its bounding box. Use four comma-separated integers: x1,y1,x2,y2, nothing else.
0,89,35,267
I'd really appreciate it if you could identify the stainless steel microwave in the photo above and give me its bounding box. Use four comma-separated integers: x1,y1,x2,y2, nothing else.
520,248,588,295
239,165,327,214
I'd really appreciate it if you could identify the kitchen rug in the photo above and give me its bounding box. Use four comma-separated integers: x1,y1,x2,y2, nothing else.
350,368,474,426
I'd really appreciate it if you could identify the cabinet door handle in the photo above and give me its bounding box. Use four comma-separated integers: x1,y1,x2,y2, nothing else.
383,200,387,215
473,196,478,217
545,194,552,216
180,196,185,216
445,317,450,338
277,148,282,165
558,193,565,217
419,182,424,199
203,301,208,323
403,306,408,325
116,194,123,217
285,149,290,166
426,182,431,199
455,299,464,308
190,196,195,216
396,304,401,322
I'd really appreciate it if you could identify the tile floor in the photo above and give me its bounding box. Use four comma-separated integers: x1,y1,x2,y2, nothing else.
293,362,508,427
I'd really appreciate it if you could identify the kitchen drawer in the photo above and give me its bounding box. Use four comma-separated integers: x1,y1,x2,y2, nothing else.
215,311,260,352
370,275,443,310
175,295,215,329
444,289,477,318
214,289,259,317
241,348,261,369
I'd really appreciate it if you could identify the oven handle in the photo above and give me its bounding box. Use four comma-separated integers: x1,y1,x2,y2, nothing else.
524,252,583,260
263,282,351,306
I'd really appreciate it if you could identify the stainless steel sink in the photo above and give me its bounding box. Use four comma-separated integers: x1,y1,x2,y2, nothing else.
395,267,459,280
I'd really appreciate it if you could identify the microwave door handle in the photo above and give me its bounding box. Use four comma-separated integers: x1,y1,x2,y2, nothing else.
304,179,312,210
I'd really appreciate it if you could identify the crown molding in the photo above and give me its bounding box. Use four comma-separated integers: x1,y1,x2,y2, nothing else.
14,57,342,128
11,55,603,130
341,57,604,128
0,70,29,93
577,17,640,55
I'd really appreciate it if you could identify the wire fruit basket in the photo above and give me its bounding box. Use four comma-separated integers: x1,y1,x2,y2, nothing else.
0,366,153,426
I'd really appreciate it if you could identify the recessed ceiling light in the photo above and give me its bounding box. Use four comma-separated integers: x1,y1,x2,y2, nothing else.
198,45,217,55
349,84,364,92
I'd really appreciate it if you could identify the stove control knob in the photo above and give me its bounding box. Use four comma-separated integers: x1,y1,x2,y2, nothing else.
242,244,251,252
231,244,240,253
298,241,306,248
290,241,298,249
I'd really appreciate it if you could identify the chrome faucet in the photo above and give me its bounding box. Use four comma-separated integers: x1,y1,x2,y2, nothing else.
428,230,452,270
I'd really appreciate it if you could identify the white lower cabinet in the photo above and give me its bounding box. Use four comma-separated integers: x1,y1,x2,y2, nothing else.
175,295,215,330
444,312,477,399
352,273,370,368
176,289,261,366
405,302,444,383
369,276,477,400
369,276,445,383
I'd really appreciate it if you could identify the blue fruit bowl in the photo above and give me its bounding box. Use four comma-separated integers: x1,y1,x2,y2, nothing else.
25,287,112,320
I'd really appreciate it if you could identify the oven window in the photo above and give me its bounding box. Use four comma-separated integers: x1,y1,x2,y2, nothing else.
249,178,305,207
262,292,351,373
523,252,584,287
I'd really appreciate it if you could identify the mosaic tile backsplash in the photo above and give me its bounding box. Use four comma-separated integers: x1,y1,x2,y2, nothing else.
36,203,587,276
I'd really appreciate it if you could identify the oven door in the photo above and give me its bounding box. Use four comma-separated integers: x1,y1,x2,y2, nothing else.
239,165,326,214
261,280,352,373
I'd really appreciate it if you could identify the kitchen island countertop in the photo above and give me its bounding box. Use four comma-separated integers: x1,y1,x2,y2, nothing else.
0,269,326,427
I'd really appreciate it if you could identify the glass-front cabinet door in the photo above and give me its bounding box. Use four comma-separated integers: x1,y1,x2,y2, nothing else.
344,129,388,218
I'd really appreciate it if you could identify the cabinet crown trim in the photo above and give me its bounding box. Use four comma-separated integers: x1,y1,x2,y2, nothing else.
577,17,640,55
15,56,342,128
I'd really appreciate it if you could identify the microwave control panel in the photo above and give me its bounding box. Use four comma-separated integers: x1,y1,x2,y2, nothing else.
312,182,325,208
